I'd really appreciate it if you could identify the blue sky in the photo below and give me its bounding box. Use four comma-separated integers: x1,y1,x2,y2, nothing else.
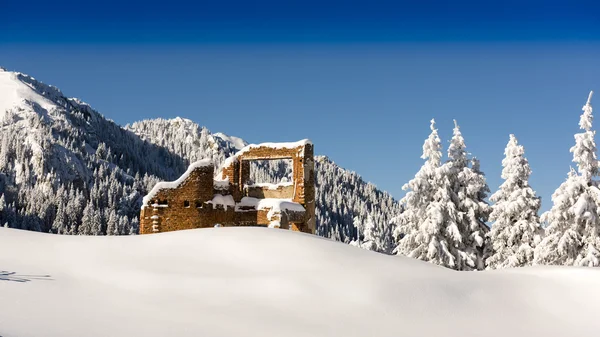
2,0,600,212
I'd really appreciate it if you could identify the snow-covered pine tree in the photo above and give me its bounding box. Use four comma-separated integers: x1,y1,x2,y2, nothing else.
394,119,441,255
129,217,139,235
349,215,363,247
52,203,69,234
361,214,383,252
395,120,465,269
2,202,16,229
445,120,491,270
486,135,543,269
79,202,95,235
535,91,600,267
106,210,118,236
0,194,10,229
0,194,5,222
117,215,129,235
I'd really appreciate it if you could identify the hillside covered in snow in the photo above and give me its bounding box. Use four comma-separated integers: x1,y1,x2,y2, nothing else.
1,227,599,337
0,67,400,244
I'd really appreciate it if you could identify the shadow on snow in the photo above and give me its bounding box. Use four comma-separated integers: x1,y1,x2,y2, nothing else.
0,270,52,283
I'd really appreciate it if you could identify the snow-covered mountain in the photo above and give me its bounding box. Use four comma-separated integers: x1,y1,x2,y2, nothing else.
2,226,600,337
0,67,400,244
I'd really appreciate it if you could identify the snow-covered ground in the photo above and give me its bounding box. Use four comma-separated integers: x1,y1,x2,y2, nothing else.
1,227,599,337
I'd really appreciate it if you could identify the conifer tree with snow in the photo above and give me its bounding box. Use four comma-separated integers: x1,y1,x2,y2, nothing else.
52,204,68,234
0,194,9,228
361,214,380,252
535,91,600,267
106,210,119,236
486,135,543,269
445,120,491,270
351,213,385,252
349,215,363,248
79,202,95,236
395,120,467,269
0,194,5,219
129,217,140,235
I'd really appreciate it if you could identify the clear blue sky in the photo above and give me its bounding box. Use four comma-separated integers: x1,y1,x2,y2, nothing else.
2,0,600,212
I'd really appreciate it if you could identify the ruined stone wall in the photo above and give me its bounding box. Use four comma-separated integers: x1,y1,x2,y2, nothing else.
245,184,294,199
300,146,316,234
140,142,315,235
140,165,214,234
220,143,316,234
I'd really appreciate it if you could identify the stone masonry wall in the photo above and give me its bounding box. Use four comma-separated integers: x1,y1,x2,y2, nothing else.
140,142,315,235
140,165,215,234
221,143,316,233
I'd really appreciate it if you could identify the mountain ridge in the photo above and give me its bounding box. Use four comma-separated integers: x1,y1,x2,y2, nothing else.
0,67,400,248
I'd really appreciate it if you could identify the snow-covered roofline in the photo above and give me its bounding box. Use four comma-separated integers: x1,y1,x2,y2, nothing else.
223,139,312,167
142,159,213,207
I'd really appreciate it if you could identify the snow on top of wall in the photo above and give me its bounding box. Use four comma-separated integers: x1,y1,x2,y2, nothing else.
244,182,294,190
223,139,312,167
213,177,230,189
142,159,213,207
236,197,305,220
206,194,236,209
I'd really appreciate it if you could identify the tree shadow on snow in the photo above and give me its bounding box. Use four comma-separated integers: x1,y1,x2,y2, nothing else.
0,270,53,283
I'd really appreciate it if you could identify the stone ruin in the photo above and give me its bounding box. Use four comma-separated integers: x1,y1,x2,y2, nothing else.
139,140,315,234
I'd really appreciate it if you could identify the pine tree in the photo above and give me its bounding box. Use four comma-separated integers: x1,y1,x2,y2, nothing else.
0,194,6,224
92,208,104,235
535,91,600,266
349,215,363,247
129,217,139,235
445,121,491,270
361,214,382,252
486,135,543,269
3,203,16,229
106,210,118,236
79,202,95,235
52,203,68,234
118,215,129,235
395,120,465,269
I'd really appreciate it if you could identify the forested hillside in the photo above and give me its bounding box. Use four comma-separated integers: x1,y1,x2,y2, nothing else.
0,68,400,247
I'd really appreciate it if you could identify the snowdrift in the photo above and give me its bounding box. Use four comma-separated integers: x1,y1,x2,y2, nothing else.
1,227,599,337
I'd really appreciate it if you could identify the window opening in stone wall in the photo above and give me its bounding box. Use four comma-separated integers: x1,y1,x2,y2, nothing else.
184,200,190,208
248,158,293,185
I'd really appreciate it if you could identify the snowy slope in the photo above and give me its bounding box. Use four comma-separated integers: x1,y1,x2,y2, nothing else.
213,132,248,151
0,68,56,115
1,227,599,337
0,67,195,234
0,68,72,158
